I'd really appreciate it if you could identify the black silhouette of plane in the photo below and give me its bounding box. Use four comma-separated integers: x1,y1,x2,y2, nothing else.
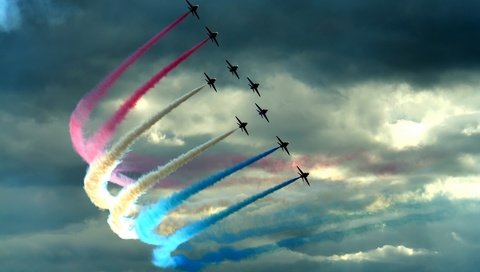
247,77,260,96
255,103,269,122
226,60,239,79
186,0,199,19
297,166,310,186
276,136,290,155
204,73,217,92
235,116,249,135
206,27,219,46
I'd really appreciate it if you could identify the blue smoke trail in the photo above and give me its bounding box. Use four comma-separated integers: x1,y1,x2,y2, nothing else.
150,176,301,269
205,198,454,246
200,194,454,246
181,203,452,269
135,146,280,245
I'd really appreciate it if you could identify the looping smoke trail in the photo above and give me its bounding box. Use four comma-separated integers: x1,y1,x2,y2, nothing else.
108,128,238,239
69,12,189,161
135,147,281,245
139,177,301,269
86,38,210,160
84,85,206,211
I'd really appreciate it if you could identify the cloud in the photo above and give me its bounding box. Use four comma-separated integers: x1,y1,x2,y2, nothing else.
0,0,78,32
0,0,21,32
326,245,434,262
2,1,480,271
0,185,98,235
0,216,153,272
29,0,73,26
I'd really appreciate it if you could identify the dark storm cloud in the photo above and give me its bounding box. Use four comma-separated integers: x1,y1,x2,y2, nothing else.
0,216,154,272
1,1,480,271
0,185,98,235
2,0,480,117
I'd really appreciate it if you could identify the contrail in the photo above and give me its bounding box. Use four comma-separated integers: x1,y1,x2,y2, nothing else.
135,147,281,245
85,38,210,160
108,128,237,239
84,85,206,211
144,177,300,269
70,12,189,161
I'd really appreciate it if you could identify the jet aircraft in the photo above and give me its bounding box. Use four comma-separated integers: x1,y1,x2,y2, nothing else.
247,77,260,96
206,27,219,46
204,73,217,92
297,166,310,186
276,136,290,155
235,116,249,135
226,60,239,79
186,0,199,19
255,103,269,122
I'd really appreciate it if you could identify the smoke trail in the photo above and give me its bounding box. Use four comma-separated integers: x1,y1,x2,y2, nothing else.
179,203,451,270
84,85,206,210
203,198,455,246
108,128,237,239
69,12,189,160
136,147,280,245
86,38,210,160
144,177,300,269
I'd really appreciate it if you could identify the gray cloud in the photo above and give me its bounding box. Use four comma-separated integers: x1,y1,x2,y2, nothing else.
2,1,480,271
0,217,153,272
3,0,480,115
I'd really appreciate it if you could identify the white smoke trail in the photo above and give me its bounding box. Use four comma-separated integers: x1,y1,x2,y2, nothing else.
83,85,205,210
108,128,237,239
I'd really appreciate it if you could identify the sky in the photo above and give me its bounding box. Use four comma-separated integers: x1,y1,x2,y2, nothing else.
1,0,480,271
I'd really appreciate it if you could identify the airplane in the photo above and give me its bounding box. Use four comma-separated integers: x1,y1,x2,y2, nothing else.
206,27,219,46
297,166,310,186
247,77,260,97
276,136,290,155
255,103,269,122
226,60,239,79
204,73,217,92
235,116,249,135
186,0,199,19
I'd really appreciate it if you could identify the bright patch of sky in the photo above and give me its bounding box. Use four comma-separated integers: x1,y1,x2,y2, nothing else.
0,0,21,32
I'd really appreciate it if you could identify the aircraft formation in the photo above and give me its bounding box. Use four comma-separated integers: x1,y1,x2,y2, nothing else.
187,0,310,185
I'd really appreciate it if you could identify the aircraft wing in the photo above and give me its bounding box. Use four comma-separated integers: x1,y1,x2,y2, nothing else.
264,114,270,123
233,70,239,79
213,37,219,47
305,177,310,186
235,116,241,123
204,73,210,80
276,136,282,142
206,26,212,34
244,127,249,136
297,166,303,174
255,103,262,111
186,0,193,8
247,77,254,85
284,146,290,155
255,89,261,97
212,83,217,92
226,59,232,67
193,10,199,19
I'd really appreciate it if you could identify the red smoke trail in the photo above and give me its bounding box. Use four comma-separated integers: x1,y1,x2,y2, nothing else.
85,38,209,158
69,12,189,162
